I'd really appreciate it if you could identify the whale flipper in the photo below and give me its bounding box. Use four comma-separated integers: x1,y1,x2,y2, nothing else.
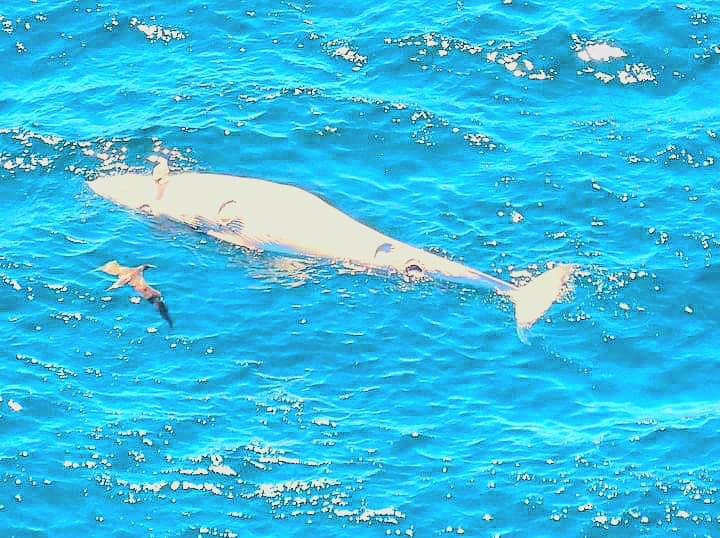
190,214,252,249
207,228,260,251
147,155,169,182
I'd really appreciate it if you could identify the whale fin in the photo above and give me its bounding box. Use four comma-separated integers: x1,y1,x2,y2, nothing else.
147,155,169,182
505,264,576,344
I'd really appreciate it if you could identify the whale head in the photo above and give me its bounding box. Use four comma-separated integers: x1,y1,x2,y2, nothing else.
88,173,157,210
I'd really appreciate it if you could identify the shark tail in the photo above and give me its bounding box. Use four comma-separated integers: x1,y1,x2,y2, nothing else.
505,264,576,344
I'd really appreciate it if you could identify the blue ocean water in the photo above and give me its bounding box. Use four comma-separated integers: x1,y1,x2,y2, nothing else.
2,0,720,536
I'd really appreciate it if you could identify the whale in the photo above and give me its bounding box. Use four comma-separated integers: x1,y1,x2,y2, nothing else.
88,157,575,341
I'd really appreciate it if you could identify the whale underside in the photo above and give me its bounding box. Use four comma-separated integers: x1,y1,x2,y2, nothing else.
88,163,575,341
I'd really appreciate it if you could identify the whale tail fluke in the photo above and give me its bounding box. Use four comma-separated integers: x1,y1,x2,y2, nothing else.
505,264,576,344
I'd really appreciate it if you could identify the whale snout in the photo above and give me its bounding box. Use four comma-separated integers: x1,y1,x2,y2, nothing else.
87,175,114,198
87,173,155,209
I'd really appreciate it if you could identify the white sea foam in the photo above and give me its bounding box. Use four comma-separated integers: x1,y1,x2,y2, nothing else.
576,42,627,62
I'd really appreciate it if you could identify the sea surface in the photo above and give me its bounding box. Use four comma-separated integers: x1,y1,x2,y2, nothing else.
2,1,720,536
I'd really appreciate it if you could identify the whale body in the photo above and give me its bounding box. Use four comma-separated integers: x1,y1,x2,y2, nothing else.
88,160,574,341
